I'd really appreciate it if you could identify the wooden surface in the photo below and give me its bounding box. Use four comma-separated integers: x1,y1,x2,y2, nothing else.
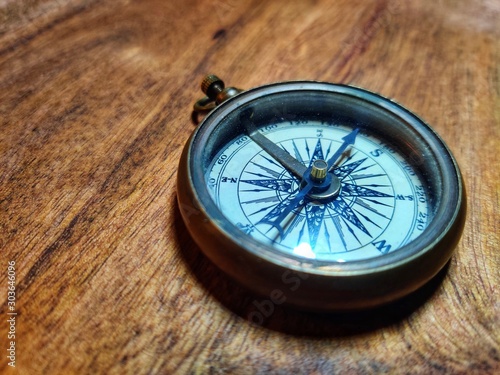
1,0,499,373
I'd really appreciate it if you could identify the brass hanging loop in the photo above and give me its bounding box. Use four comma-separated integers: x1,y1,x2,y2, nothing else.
193,75,243,113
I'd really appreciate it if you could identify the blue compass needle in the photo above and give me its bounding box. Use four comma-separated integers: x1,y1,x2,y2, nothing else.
326,128,359,170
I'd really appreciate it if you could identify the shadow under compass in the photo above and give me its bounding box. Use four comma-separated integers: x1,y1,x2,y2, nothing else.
253,265,449,337
173,197,449,337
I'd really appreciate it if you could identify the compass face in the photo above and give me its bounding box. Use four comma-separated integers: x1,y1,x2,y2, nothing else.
207,122,429,262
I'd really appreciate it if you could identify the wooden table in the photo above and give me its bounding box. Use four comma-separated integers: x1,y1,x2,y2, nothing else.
1,0,498,373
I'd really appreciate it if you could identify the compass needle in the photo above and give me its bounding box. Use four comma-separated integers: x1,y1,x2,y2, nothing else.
242,110,308,179
326,128,359,169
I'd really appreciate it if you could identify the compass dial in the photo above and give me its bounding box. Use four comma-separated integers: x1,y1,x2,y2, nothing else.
207,122,429,262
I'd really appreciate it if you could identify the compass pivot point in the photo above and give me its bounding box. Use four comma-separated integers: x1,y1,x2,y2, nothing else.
310,159,328,183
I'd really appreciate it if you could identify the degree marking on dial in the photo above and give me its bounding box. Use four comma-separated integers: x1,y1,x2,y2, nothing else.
242,196,281,205
260,154,284,169
327,207,347,251
240,178,294,193
354,199,391,220
250,161,282,178
341,183,393,198
240,188,274,193
332,199,372,238
350,163,376,173
341,215,362,245
244,171,273,179
353,208,383,229
350,173,386,180
333,158,367,179
247,205,274,217
363,197,393,208
292,140,304,164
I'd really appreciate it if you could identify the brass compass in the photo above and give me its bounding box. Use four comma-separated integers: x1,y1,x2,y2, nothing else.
177,75,465,310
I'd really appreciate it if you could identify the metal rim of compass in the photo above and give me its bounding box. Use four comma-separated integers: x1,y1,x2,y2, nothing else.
177,80,466,309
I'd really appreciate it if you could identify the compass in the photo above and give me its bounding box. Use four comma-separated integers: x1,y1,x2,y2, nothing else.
177,75,465,310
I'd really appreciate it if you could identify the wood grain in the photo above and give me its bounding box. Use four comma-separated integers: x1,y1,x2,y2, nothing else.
0,0,498,373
